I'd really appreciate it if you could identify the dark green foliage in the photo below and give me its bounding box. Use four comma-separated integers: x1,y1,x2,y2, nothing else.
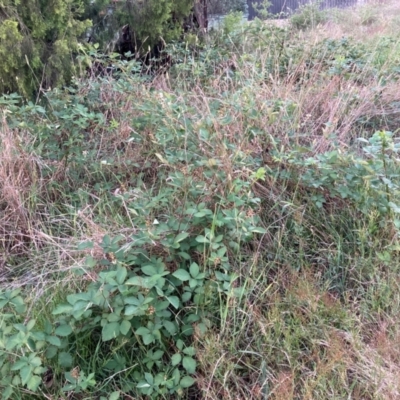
0,0,201,98
88,0,199,57
0,0,92,97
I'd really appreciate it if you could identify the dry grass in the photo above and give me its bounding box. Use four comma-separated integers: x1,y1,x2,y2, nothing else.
0,116,43,256
2,1,400,398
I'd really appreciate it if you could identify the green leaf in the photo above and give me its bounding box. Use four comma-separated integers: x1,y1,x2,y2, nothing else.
109,391,120,400
183,347,196,356
182,291,192,303
55,324,72,337
120,320,131,335
102,322,120,341
143,334,155,345
2,386,13,400
176,339,184,350
174,232,189,243
46,346,58,359
251,226,267,234
171,353,181,366
11,359,27,371
182,356,197,374
172,269,191,281
20,365,33,385
11,295,24,306
27,375,41,391
166,296,179,309
136,327,150,335
145,372,154,384
47,336,61,347
14,323,27,333
163,320,177,335
26,319,36,331
58,352,73,367
142,264,158,276
29,356,42,367
44,319,52,335
52,304,73,315
190,263,200,278
126,276,150,287
180,376,195,388
137,382,151,389
27,338,36,352
195,235,208,243
125,305,141,316
116,267,128,284
78,241,94,250
152,350,164,360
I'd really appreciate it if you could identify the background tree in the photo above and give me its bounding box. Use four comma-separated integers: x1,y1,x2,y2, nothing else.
0,0,204,98
87,0,201,57
0,0,92,98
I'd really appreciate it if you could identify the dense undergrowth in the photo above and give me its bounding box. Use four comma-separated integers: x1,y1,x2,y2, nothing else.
2,1,400,399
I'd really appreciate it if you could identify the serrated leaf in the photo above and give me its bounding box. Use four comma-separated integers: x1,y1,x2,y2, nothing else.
20,365,33,385
52,304,73,315
183,347,196,356
58,352,73,367
26,319,36,331
190,263,200,278
152,350,164,360
55,324,72,337
120,320,131,335
44,319,52,335
182,356,197,374
77,241,94,250
46,336,61,347
29,356,41,367
46,346,58,359
180,376,195,388
250,226,267,234
182,291,191,302
174,232,189,243
136,327,150,335
125,305,140,316
176,339,184,350
143,333,154,345
116,267,128,284
171,353,181,366
195,235,207,243
27,375,41,391
109,391,120,400
172,269,190,281
142,264,157,276
11,295,24,306
2,386,13,400
166,296,179,309
163,320,177,335
11,359,27,371
85,256,97,268
102,322,120,341
126,276,150,287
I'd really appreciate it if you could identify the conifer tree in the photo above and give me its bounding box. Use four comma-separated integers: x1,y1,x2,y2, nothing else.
0,0,203,98
88,0,201,56
0,0,91,97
